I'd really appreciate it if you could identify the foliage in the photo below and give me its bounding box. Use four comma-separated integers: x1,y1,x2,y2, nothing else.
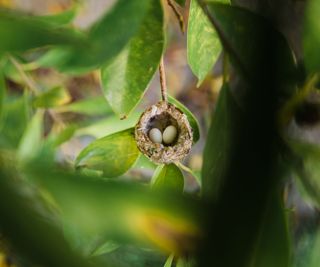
0,0,319,267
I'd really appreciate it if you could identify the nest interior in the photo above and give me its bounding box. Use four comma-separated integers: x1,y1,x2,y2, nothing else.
135,101,193,164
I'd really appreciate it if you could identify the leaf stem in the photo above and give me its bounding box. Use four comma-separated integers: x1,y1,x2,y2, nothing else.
159,57,168,103
167,0,185,34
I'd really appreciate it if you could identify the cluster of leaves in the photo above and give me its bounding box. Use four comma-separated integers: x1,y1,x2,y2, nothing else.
1,0,320,267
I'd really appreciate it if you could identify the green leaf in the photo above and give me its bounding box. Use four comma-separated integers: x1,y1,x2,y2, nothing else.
55,97,112,116
204,3,296,83
101,0,164,117
0,67,5,119
187,0,223,85
36,5,78,26
75,128,140,177
91,241,120,257
0,9,85,54
76,112,141,139
202,83,241,198
25,165,202,254
164,254,174,267
55,0,151,74
18,110,44,162
0,92,31,149
152,164,184,193
175,0,186,6
168,95,200,143
303,0,320,74
33,86,71,108
249,193,290,267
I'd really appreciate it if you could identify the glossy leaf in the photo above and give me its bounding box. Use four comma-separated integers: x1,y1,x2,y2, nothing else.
75,128,140,177
56,0,151,74
0,9,85,54
101,0,164,117
204,3,296,83
18,110,43,162
33,87,71,108
55,97,111,116
151,164,184,193
168,95,200,143
303,0,320,74
187,0,223,85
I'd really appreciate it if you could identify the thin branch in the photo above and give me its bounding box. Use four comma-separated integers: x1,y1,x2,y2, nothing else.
9,56,39,95
167,0,185,34
159,57,168,102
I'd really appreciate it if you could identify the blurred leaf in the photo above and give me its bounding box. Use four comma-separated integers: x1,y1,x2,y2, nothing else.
0,67,5,118
0,92,30,148
133,154,157,170
37,5,78,26
55,0,151,74
289,140,320,207
33,86,71,108
55,97,112,116
303,0,320,74
91,241,120,257
26,165,202,254
203,3,296,83
0,9,85,54
202,83,241,198
0,166,99,267
76,112,141,139
168,95,200,143
249,192,290,267
75,128,140,177
47,124,77,147
151,164,184,193
164,254,174,267
17,110,43,162
187,0,224,86
175,0,186,7
101,0,164,117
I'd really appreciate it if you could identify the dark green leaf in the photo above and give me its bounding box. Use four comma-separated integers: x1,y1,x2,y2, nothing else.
204,3,296,83
75,128,140,177
187,0,223,85
151,164,184,193
55,0,151,74
0,9,85,54
168,95,200,143
101,0,164,117
33,86,71,108
202,83,241,198
175,0,186,7
249,193,290,267
303,0,320,74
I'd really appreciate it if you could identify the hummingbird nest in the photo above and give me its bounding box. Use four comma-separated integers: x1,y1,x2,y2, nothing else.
135,101,193,164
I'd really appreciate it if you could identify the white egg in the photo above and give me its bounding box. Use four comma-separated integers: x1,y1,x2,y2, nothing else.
149,128,162,144
162,125,178,145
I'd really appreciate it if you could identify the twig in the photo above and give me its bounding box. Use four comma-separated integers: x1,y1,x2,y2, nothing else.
9,56,39,95
159,57,168,102
167,0,185,34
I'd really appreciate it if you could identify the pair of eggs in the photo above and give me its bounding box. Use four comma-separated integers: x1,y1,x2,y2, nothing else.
149,125,178,145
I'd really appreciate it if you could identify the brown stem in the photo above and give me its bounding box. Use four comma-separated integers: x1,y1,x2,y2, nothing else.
167,0,185,34
159,57,168,102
